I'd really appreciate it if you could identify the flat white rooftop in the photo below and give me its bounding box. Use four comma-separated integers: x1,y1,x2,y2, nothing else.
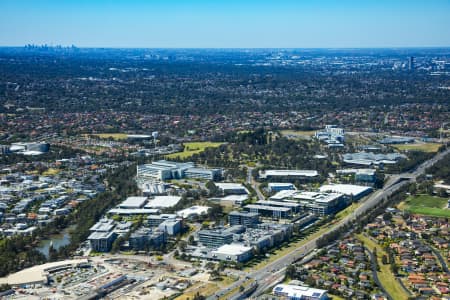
108,208,160,215
221,194,248,202
270,189,298,200
212,243,252,256
273,284,327,299
260,170,318,178
293,191,343,203
215,182,247,190
319,184,372,196
118,196,148,208
0,259,88,286
145,195,182,208
177,206,210,218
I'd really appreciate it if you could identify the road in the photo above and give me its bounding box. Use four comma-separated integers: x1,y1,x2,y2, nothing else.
209,147,450,299
247,166,265,201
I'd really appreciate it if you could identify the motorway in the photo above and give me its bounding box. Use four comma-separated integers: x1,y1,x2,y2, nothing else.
208,147,450,300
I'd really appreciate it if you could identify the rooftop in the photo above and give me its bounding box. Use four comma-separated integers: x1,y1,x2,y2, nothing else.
118,196,148,208
212,243,252,255
273,284,327,298
145,195,181,208
0,259,88,286
260,169,319,178
319,184,372,196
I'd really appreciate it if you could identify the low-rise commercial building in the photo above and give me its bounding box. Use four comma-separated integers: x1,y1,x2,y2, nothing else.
210,244,253,263
273,284,328,300
128,227,166,250
214,183,249,195
228,211,260,227
343,152,406,166
88,231,117,252
244,204,292,219
292,192,345,216
259,170,319,181
268,182,296,193
137,160,221,181
198,229,234,248
319,184,373,201
158,219,182,235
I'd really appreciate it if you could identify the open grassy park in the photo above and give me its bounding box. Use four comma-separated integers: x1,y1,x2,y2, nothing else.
165,142,224,159
357,234,409,300
399,194,450,217
393,142,441,153
280,130,316,139
88,133,129,140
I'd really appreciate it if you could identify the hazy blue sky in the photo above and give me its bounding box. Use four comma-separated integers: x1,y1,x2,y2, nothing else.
1,0,449,48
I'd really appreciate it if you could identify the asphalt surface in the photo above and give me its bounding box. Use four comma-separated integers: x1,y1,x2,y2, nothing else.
208,147,450,300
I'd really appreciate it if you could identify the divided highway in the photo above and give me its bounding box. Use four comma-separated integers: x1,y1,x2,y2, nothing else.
208,147,450,300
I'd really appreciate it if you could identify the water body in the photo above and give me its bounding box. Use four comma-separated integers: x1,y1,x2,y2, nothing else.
37,225,75,258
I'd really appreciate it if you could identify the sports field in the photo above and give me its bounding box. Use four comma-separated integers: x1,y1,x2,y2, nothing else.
393,143,441,153
165,142,224,159
281,130,316,139
399,194,450,217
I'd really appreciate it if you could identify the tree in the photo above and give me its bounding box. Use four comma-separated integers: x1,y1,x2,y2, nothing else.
285,265,296,279
178,240,187,252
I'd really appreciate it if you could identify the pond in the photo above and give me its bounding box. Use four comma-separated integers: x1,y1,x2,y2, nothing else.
37,225,75,258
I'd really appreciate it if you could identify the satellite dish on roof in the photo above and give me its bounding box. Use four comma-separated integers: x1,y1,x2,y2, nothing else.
152,131,159,139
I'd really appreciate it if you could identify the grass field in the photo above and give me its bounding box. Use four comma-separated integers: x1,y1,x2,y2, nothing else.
281,130,316,139
89,133,129,140
357,234,409,300
42,168,60,176
393,142,441,153
175,282,218,300
165,142,224,159
400,194,450,217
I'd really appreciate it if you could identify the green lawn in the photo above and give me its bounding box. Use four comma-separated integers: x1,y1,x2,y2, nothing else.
401,194,450,217
393,142,441,153
165,142,224,159
281,130,316,139
357,234,409,300
88,133,129,140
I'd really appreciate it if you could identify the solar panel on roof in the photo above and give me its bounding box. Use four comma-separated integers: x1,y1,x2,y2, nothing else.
274,287,284,292
312,292,321,297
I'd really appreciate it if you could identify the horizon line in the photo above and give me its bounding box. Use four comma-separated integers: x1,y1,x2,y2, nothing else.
1,45,450,50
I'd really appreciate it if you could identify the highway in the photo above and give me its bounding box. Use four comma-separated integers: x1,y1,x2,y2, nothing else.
208,147,450,300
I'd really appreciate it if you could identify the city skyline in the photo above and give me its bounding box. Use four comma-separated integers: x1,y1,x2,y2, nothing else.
1,0,450,48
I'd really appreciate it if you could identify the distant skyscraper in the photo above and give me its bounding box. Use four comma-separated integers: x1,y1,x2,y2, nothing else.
408,56,415,71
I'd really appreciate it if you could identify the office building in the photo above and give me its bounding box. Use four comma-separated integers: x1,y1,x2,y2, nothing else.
147,214,179,227
315,125,345,146
128,227,166,250
292,191,345,216
198,229,233,248
210,244,253,263
215,183,249,195
244,204,292,219
158,219,182,235
343,152,406,166
319,184,372,201
268,182,296,193
409,56,415,71
88,231,117,252
228,211,260,227
137,160,221,181
259,170,319,181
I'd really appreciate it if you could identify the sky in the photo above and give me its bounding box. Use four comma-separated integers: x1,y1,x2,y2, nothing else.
1,0,449,48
